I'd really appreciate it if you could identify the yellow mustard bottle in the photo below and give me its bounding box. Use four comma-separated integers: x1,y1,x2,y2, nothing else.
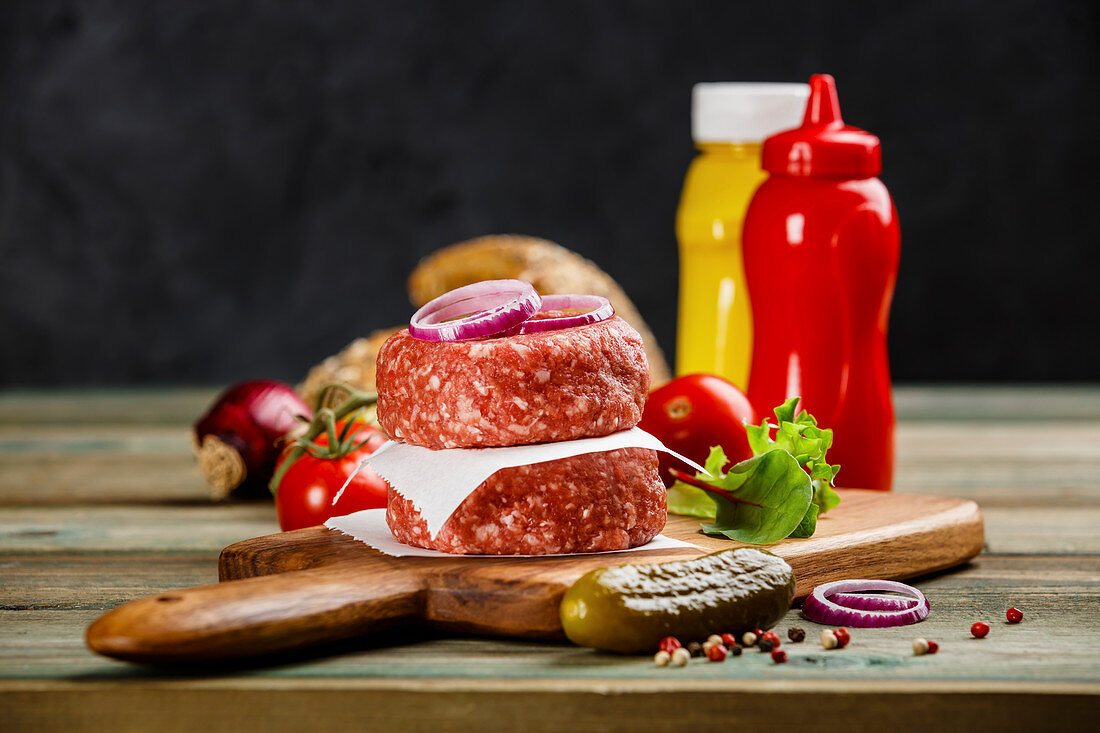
675,83,808,387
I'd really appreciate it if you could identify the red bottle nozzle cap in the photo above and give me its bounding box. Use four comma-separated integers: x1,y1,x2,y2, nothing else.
761,74,882,178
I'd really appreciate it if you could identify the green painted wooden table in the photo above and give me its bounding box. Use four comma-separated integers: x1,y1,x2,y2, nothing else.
2,387,1098,731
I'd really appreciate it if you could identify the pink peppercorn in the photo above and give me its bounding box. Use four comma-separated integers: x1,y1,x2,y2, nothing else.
706,644,728,662
659,636,682,654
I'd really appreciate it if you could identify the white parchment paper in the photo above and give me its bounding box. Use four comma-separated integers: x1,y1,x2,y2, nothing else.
324,508,702,558
334,427,707,538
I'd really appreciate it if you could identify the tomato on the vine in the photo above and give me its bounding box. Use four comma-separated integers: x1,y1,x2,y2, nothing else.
639,374,756,486
272,419,389,531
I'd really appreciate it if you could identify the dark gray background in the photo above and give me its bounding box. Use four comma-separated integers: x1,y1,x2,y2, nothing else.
1,0,1096,386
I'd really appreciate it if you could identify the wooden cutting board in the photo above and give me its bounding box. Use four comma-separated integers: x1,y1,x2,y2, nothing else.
86,490,983,663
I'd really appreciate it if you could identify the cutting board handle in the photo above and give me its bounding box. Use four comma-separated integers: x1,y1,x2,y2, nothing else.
86,562,425,663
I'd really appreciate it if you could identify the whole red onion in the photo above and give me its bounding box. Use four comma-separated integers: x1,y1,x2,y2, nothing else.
191,379,311,499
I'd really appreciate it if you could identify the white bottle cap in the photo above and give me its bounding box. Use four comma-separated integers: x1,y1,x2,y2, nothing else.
691,83,810,144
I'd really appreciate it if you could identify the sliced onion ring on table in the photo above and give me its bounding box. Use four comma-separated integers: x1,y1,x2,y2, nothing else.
802,579,929,627
409,279,541,341
518,294,615,334
828,592,919,612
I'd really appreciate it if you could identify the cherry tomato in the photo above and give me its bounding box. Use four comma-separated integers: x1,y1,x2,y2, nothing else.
639,374,756,486
273,421,389,531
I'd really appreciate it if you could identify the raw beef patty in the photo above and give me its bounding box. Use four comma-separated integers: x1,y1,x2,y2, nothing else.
375,317,649,449
386,447,665,555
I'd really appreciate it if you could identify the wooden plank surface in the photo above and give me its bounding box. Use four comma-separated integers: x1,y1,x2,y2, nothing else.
4,679,1096,733
1,386,1098,730
9,554,1095,681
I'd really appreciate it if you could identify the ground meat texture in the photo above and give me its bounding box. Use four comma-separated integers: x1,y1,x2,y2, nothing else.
387,448,665,555
375,317,649,449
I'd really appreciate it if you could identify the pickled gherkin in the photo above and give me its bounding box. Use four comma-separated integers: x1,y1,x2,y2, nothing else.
559,548,796,653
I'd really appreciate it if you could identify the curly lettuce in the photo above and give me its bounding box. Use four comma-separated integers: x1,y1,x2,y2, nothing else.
666,397,841,544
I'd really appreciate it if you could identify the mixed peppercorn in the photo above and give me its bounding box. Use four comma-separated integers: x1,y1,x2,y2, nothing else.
912,638,938,655
649,605,1024,666
652,626,807,667
819,628,851,649
912,606,1025,654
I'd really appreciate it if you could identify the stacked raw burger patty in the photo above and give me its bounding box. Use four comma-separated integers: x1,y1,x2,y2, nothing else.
376,316,665,554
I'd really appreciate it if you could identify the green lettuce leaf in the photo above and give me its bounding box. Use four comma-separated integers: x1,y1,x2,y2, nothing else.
790,501,820,539
670,397,842,544
666,482,717,518
699,449,813,544
665,444,737,519
788,478,841,538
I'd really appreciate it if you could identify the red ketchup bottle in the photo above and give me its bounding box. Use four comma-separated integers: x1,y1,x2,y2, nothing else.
743,74,900,490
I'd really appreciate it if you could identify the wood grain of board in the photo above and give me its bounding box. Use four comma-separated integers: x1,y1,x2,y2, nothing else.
85,490,982,663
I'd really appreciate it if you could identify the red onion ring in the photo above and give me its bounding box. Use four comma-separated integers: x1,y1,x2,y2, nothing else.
409,279,541,342
802,579,929,627
518,294,614,334
828,592,919,612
